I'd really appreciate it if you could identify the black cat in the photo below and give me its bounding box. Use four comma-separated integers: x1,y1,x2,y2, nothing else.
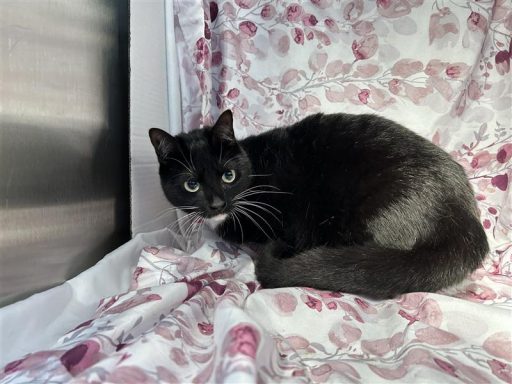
149,110,488,299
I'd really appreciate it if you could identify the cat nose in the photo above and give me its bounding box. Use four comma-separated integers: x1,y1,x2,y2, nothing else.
209,196,226,211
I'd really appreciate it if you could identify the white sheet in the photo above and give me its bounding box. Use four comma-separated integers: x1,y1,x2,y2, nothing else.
0,229,172,366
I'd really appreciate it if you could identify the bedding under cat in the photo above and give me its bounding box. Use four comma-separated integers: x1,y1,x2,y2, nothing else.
149,110,488,299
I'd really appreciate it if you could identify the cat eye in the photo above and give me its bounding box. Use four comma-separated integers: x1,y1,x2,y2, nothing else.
184,179,200,192
222,170,236,183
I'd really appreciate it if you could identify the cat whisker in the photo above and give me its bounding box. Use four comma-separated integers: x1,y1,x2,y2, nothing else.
235,200,282,224
234,190,293,200
223,155,240,167
167,210,199,234
241,184,281,191
229,210,244,243
161,205,198,214
233,206,272,240
248,173,273,177
177,146,196,173
233,205,275,239
183,213,202,239
232,185,284,200
168,157,193,174
233,199,281,214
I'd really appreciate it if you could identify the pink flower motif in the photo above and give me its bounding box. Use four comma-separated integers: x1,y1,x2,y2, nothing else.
220,66,230,80
260,4,276,20
227,88,240,99
352,34,378,60
495,50,510,75
434,358,458,377
144,246,159,255
483,219,491,229
467,11,487,32
69,319,94,332
491,174,508,191
239,21,257,37
429,7,459,45
235,0,256,8
302,14,318,26
377,0,412,18
212,51,222,66
344,0,363,21
328,323,362,348
326,301,337,310
388,79,402,95
210,1,218,22
488,359,512,383
106,366,152,383
324,18,339,33
415,326,459,345
273,292,298,313
298,95,321,112
488,207,497,215
358,89,370,104
352,20,374,36
398,309,418,325
194,37,209,64
354,297,369,309
306,30,314,40
204,22,211,40
286,4,304,22
130,266,145,290
60,340,101,376
467,80,482,100
227,324,260,359
170,348,188,366
303,294,323,311
471,151,492,169
391,59,423,78
310,0,332,9
424,59,448,76
198,322,214,335
292,28,304,45
4,358,24,374
497,144,512,163
483,332,512,360
445,63,468,78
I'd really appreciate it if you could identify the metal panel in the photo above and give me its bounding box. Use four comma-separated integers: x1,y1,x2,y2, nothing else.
0,0,130,306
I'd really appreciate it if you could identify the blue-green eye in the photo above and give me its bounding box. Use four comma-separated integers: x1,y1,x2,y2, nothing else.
184,179,200,192
222,170,236,183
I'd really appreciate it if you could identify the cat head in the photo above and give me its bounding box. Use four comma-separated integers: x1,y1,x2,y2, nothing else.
149,110,252,220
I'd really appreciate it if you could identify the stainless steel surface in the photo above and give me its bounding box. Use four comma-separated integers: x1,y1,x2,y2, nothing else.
0,0,130,306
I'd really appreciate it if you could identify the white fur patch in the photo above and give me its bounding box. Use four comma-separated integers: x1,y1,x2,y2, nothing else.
206,213,228,229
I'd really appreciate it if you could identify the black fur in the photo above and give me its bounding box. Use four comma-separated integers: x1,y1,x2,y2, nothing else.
149,110,489,299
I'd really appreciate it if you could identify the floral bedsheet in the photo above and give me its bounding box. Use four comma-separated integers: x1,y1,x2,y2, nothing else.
2,0,511,382
1,227,511,383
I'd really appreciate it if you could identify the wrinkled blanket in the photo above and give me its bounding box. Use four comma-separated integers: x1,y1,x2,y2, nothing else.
2,227,511,383
2,0,511,382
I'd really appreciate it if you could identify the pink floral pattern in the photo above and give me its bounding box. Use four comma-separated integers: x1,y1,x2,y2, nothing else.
2,0,511,382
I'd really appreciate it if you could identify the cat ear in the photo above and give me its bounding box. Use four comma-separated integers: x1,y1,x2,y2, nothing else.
212,110,236,144
149,128,177,162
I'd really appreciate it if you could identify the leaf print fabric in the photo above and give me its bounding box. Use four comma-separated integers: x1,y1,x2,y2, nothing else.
1,0,511,382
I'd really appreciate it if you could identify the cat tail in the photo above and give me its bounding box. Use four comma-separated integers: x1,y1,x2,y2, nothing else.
255,219,488,299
